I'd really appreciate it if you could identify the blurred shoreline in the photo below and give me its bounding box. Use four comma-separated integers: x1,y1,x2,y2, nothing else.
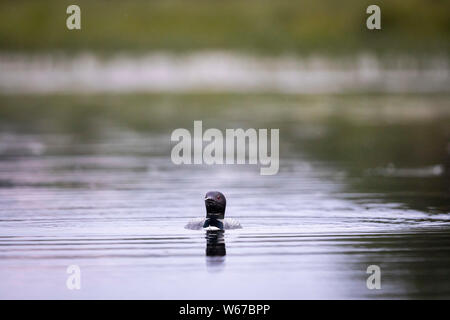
1,51,449,94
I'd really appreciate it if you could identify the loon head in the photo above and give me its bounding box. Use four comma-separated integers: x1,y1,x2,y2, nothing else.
205,191,226,219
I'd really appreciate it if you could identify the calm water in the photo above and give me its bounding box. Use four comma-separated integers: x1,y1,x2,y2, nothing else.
0,94,449,299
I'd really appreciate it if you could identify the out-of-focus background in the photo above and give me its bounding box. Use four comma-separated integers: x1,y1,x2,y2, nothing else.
0,0,449,299
0,0,449,93
0,0,448,54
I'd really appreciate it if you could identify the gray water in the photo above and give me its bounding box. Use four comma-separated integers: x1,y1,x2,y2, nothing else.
0,94,449,299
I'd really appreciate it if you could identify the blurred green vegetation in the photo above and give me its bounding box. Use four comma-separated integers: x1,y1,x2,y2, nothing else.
0,0,448,55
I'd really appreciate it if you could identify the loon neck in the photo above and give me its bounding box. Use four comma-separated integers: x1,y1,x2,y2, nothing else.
206,212,224,220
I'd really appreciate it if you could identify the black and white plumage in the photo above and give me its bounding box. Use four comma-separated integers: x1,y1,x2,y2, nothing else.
185,191,242,230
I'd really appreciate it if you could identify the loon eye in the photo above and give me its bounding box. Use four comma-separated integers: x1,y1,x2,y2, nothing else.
217,195,221,200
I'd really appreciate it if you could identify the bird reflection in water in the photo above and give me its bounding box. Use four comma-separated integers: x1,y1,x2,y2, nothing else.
205,230,226,271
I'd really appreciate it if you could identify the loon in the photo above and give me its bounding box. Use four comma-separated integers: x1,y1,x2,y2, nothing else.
185,191,242,230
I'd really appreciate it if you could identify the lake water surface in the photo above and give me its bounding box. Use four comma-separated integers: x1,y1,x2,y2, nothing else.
0,94,449,299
